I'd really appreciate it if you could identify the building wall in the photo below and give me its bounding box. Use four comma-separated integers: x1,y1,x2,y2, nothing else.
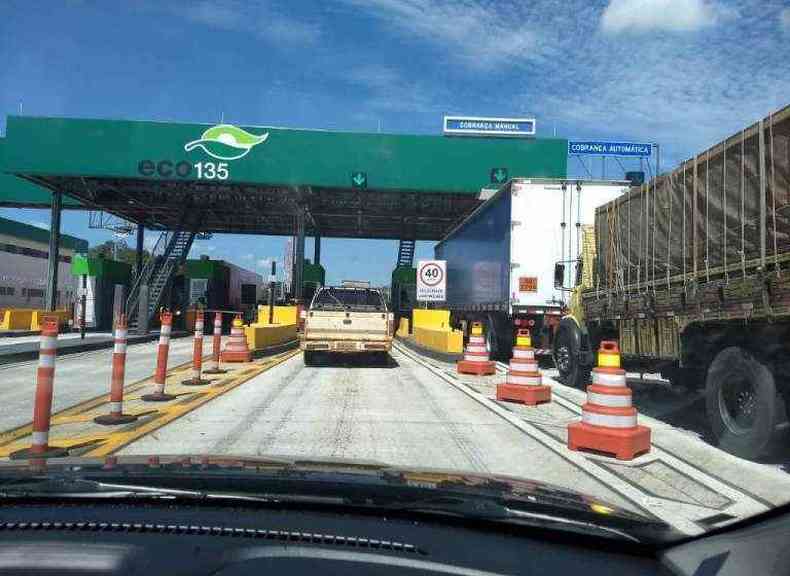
0,232,78,309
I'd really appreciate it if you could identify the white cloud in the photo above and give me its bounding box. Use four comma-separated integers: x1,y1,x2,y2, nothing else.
600,0,732,34
184,0,321,45
242,253,254,260
781,8,790,31
341,0,545,68
348,66,402,91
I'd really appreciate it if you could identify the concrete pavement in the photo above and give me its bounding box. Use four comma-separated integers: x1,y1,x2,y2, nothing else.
120,347,637,514
0,336,195,432
117,342,790,536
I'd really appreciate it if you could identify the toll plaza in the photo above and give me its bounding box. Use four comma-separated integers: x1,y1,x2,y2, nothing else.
1,114,789,536
0,115,566,330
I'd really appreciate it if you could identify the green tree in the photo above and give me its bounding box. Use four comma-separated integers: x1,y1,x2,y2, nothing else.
88,240,150,268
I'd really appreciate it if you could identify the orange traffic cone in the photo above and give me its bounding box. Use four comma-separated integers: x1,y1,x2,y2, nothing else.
457,322,495,375
220,315,252,363
496,329,551,405
567,341,651,460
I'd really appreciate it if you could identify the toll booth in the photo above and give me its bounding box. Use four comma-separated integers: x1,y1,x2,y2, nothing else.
302,259,326,305
71,255,132,331
391,266,416,330
177,256,264,327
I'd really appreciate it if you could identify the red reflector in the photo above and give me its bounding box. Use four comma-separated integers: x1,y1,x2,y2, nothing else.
528,319,535,326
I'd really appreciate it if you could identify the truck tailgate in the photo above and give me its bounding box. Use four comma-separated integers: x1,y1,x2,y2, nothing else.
305,311,389,340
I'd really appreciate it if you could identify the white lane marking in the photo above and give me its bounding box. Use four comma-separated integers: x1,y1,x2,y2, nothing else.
396,343,770,534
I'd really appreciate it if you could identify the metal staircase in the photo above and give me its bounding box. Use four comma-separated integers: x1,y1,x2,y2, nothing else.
396,239,416,268
126,230,195,332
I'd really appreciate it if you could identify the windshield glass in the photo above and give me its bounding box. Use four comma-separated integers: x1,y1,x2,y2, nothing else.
312,287,386,311
0,0,788,548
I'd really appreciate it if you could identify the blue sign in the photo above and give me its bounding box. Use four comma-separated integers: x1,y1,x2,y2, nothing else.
444,116,536,137
568,141,652,157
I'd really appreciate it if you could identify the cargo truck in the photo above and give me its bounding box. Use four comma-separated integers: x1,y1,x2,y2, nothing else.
435,178,629,358
556,104,790,459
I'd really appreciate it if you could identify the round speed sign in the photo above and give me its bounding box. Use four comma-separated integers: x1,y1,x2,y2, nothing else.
419,262,444,287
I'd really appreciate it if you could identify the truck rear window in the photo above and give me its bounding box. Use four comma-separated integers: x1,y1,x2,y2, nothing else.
312,288,385,311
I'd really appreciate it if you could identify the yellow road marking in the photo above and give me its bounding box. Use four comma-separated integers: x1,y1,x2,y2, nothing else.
0,357,196,447
0,349,300,458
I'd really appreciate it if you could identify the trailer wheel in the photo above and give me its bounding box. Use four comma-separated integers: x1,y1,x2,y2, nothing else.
485,313,511,361
553,321,589,389
705,347,776,458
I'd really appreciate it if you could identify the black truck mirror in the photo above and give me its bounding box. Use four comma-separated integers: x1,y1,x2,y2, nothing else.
554,263,565,289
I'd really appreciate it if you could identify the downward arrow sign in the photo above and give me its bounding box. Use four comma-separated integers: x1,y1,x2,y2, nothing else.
351,172,367,188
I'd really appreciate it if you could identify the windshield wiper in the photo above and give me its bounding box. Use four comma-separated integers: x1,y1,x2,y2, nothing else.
0,476,644,542
367,495,641,542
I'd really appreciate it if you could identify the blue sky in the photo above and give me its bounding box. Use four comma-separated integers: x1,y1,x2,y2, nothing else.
1,0,788,285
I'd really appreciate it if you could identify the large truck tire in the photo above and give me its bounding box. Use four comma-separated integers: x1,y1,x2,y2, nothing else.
553,318,590,389
705,346,776,459
485,313,511,361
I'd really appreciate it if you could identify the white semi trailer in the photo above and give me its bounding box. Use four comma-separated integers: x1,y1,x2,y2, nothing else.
434,178,629,358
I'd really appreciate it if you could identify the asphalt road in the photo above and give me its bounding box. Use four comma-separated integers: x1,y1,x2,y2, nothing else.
0,336,195,432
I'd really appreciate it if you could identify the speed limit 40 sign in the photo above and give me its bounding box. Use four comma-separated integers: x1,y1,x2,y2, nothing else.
416,260,447,302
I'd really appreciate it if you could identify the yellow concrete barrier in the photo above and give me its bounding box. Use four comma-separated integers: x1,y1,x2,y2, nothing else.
0,309,35,331
30,309,71,331
257,305,297,326
413,326,464,354
412,309,451,330
244,323,297,350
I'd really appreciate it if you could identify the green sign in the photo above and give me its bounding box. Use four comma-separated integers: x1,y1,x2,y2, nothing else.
1,116,567,195
351,171,367,189
490,167,508,184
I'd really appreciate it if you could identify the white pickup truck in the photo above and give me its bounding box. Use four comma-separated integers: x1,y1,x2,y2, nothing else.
301,286,393,364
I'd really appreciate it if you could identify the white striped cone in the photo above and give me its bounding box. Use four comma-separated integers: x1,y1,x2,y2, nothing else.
31,319,58,454
512,346,535,360
591,367,628,387
568,342,650,460
213,313,222,369
506,370,543,386
509,357,538,373
192,316,204,380
463,350,490,363
580,366,636,429
142,311,176,401
221,316,251,362
580,404,638,428
110,318,128,415
466,343,487,354
468,335,485,346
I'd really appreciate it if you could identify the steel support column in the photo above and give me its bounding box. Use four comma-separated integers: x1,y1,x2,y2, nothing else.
293,208,306,302
45,190,63,311
314,234,321,266
136,224,145,278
